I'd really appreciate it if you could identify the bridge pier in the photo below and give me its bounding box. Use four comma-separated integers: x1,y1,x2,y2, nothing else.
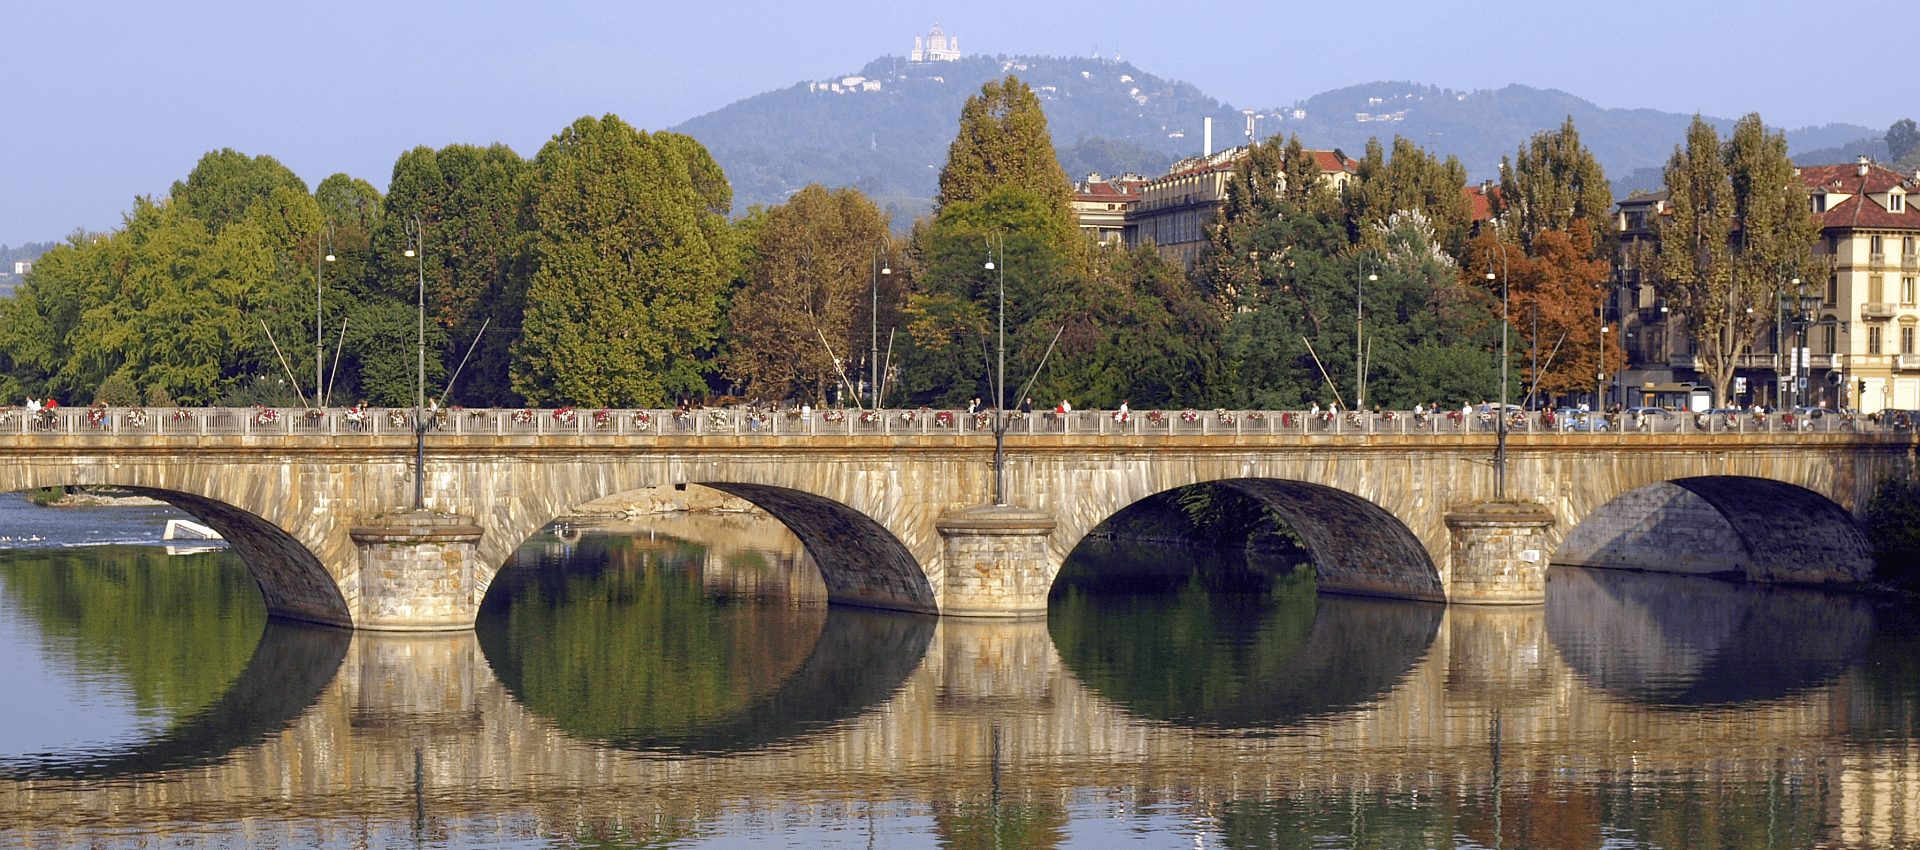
1444,502,1555,605
935,505,1058,617
348,511,487,631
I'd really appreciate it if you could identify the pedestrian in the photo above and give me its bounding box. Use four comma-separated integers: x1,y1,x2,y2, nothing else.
1118,399,1130,421
1021,397,1032,414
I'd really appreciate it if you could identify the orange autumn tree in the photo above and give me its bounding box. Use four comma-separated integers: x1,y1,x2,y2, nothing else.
1466,228,1616,404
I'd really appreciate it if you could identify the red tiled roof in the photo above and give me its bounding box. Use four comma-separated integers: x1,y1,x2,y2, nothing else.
1464,184,1499,221
1802,162,1920,231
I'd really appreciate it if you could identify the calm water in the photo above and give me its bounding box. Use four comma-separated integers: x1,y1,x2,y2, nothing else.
1,497,1919,848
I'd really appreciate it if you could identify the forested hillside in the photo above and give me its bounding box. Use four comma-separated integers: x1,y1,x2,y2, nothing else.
673,59,1880,224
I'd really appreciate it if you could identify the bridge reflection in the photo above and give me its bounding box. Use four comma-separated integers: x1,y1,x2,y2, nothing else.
2,567,1916,847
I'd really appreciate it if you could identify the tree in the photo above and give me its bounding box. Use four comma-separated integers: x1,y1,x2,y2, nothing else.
1465,228,1614,401
380,144,532,407
1653,114,1819,407
169,149,308,233
512,115,735,407
1341,136,1473,260
936,76,1074,225
1496,116,1614,256
1888,118,1919,164
726,184,893,404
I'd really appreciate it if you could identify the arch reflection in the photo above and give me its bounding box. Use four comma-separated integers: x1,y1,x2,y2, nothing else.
476,529,932,754
1049,554,1442,728
1546,565,1874,706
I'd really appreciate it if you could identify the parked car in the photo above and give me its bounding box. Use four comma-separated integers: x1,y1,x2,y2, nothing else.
1553,408,1609,431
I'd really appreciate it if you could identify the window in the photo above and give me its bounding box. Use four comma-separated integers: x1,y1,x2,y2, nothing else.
1907,276,1918,305
1906,236,1916,257
1869,326,1883,355
1824,324,1837,354
1903,326,1914,355
1828,274,1840,306
1812,194,1827,213
1872,274,1886,303
1893,193,1906,213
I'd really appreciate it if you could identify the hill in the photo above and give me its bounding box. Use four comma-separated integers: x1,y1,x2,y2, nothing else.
671,56,1881,223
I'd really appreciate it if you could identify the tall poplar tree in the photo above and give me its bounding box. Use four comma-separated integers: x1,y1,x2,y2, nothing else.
513,115,734,407
1496,117,1614,255
1654,114,1818,407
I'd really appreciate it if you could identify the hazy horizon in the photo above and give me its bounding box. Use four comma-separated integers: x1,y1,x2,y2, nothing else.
3,0,1906,247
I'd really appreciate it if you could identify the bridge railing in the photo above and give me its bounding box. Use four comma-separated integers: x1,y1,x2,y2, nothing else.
0,406,1903,439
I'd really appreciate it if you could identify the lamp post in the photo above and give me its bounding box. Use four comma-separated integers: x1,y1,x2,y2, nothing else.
872,248,890,409
403,215,427,511
316,229,335,407
986,241,1006,506
1355,256,1376,410
1485,240,1510,500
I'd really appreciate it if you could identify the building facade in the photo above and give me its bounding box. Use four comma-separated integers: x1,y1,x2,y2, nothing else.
1613,159,1920,413
1121,146,1355,268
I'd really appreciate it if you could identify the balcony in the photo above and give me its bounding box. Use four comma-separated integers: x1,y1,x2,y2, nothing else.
1736,353,1780,369
1863,302,1897,320
1899,354,1920,371
1669,353,1701,370
1870,252,1887,268
1905,256,1918,270
1809,353,1843,370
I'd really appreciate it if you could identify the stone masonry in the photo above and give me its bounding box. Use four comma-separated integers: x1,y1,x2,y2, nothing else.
0,425,1904,629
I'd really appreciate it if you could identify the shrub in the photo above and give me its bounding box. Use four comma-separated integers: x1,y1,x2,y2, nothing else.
94,373,139,406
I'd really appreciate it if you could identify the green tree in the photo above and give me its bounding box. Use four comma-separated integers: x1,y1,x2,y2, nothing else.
1654,114,1820,407
1496,116,1614,255
1888,118,1919,164
1341,136,1473,259
379,144,532,407
726,184,893,404
935,75,1074,224
169,149,308,233
512,115,735,407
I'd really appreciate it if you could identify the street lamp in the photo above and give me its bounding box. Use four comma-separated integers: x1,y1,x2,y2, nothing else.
316,230,335,407
872,248,891,409
403,215,427,510
1356,257,1377,410
985,242,1007,506
1485,242,1510,499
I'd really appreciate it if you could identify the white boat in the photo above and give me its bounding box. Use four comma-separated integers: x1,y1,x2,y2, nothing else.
163,519,222,541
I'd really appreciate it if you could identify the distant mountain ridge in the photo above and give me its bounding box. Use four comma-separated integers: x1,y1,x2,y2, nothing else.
669,55,1882,223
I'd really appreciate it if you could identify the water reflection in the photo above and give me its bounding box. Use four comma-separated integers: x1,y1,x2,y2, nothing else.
1546,565,1875,706
1049,548,1442,729
3,514,1920,848
478,529,933,754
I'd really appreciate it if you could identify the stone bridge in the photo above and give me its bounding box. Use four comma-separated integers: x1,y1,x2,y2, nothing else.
0,406,1909,629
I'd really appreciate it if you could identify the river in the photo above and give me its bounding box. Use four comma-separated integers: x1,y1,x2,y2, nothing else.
0,491,1917,848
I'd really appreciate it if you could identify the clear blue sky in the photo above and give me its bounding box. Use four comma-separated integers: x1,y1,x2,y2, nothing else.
3,0,1904,248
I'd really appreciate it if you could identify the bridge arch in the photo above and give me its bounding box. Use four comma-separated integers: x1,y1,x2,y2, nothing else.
489,473,941,617
1047,476,1445,603
1552,476,1874,584
0,472,353,628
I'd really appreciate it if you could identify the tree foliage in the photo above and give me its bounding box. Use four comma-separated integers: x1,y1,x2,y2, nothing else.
1888,118,1920,165
1653,114,1819,407
1464,228,1614,399
169,149,309,233
1496,116,1614,255
512,115,735,407
726,184,894,404
936,75,1074,225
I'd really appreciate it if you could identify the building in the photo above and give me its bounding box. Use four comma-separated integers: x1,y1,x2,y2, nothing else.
911,24,960,63
1071,172,1146,246
1613,158,1920,413
1124,146,1355,268
1805,158,1920,412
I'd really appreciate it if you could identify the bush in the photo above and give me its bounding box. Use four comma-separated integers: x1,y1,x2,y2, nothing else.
145,384,176,407
1865,476,1920,588
94,372,139,406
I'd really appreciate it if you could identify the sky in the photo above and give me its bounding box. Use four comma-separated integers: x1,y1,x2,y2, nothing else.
3,0,1908,248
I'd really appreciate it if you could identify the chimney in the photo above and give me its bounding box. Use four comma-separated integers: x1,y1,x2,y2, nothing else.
1858,155,1871,178
1204,117,1212,157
